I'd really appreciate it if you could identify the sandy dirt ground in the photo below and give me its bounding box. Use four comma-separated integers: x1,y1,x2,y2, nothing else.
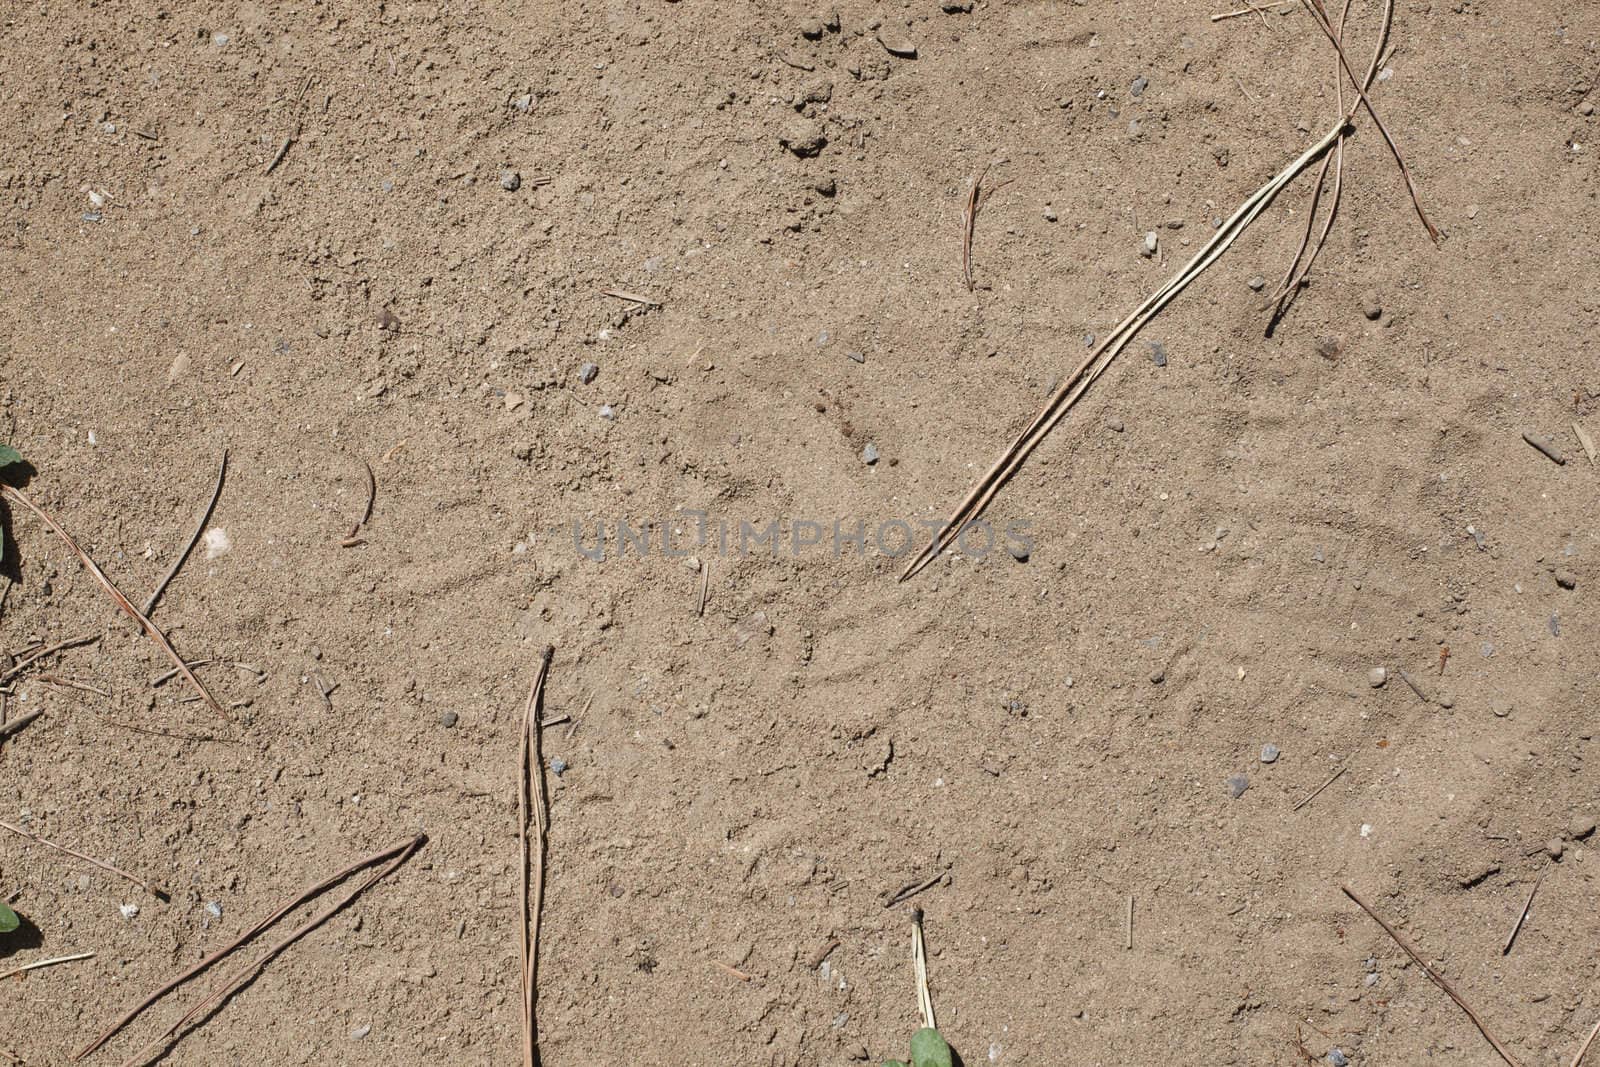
2,1,1599,1064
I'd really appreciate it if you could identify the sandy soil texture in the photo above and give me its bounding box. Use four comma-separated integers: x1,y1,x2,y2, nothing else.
2,1,1599,1064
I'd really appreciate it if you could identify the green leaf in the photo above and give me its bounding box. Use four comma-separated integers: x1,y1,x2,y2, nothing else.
910,1028,953,1067
0,443,16,562
0,901,19,934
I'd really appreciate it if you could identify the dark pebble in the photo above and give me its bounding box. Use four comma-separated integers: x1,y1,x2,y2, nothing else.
440,711,459,728
1148,341,1167,367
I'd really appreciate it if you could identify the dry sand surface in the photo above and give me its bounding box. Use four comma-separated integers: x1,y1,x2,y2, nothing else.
2,1,1599,1064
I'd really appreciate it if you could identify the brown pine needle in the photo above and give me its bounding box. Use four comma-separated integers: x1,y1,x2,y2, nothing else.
0,817,166,899
141,450,227,617
1299,0,1439,243
1341,885,1524,1067
1502,878,1540,955
961,161,1008,291
0,486,226,718
75,834,424,1064
1573,1016,1600,1067
1291,764,1346,811
519,646,556,1067
0,633,100,686
0,951,94,982
0,709,43,740
1212,2,1292,20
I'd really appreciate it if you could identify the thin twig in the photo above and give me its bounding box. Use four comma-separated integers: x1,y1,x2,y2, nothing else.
0,818,166,899
38,674,110,698
1501,878,1540,956
0,634,100,686
75,834,424,1063
0,486,226,718
0,709,42,740
697,560,710,618
0,951,94,982
1292,764,1346,811
712,960,752,982
151,660,213,687
263,136,293,175
142,451,227,617
600,288,660,308
519,646,555,1067
1125,894,1134,950
1211,2,1293,20
961,162,1009,291
1341,885,1523,1067
884,871,944,908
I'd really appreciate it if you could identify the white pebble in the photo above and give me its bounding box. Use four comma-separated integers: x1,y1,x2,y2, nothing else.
119,902,139,919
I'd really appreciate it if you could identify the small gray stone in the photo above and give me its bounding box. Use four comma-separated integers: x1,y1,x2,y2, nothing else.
550,757,568,776
1148,341,1167,367
1555,569,1577,590
1368,667,1387,688
1141,230,1158,257
500,170,521,191
1043,205,1057,222
1362,292,1382,320
1570,815,1597,839
1363,973,1379,987
1260,744,1280,764
1227,774,1249,799
1130,76,1148,98
846,350,865,364
799,17,826,39
1327,1050,1348,1067
440,711,459,728
351,1024,371,1041
578,362,599,384
1548,838,1565,860
1106,417,1125,433
1148,669,1165,685
940,0,973,11
813,176,837,197
1007,541,1029,563
863,443,880,465
778,120,827,157
876,30,917,58
205,901,223,919
1247,275,1266,291
1550,614,1562,636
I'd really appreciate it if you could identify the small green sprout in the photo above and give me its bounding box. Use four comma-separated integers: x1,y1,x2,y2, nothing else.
0,901,20,935
882,1025,954,1067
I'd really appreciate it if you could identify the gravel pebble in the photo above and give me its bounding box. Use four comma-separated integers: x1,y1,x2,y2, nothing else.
1106,417,1125,433
1260,744,1280,764
120,903,140,919
1248,275,1265,291
1570,815,1597,839
1548,838,1565,860
1362,292,1382,320
1555,569,1577,590
1368,667,1387,688
1141,230,1158,257
1226,774,1249,799
551,757,568,775
500,170,521,191
1327,1051,1348,1067
1007,541,1029,563
1148,341,1167,367
440,711,459,728
863,443,880,465
351,1025,371,1041
578,362,599,384
1130,76,1148,98
599,404,616,421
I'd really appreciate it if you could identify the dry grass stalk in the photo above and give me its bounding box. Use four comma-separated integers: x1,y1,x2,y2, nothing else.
1502,878,1540,955
1572,1016,1600,1067
75,834,425,1064
0,951,94,982
902,114,1358,580
0,486,225,717
142,450,226,617
0,708,43,740
912,908,936,1031
1299,0,1439,242
519,646,556,1067
1342,884,1523,1067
